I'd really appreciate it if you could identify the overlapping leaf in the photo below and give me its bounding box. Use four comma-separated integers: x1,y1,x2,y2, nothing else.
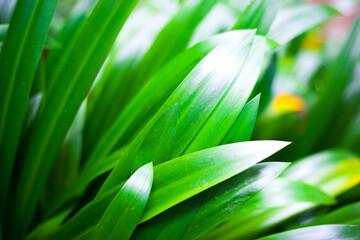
9,0,140,236
48,141,289,239
90,163,153,240
0,0,57,231
258,224,360,240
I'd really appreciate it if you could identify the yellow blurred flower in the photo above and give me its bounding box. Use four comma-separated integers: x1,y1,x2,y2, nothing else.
271,92,306,114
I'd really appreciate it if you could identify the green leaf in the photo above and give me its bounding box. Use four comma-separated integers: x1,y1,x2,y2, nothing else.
183,37,266,153
308,201,360,226
250,53,277,112
257,224,360,240
44,101,87,211
181,162,289,240
46,147,126,218
233,0,280,35
0,0,57,225
203,149,360,240
10,0,140,237
267,4,338,44
94,30,257,194
127,0,220,100
90,163,154,240
45,0,98,91
281,150,360,196
26,208,73,240
203,179,335,240
245,179,335,209
221,94,260,144
132,163,288,240
49,141,289,239
83,4,172,154
140,141,290,222
22,92,43,136
84,30,255,173
132,102,179,169
0,24,8,41
292,16,360,158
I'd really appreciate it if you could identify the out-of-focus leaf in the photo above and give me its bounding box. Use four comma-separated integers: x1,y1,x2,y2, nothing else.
23,92,43,135
292,16,360,158
44,102,87,211
10,0,140,236
46,147,126,218
0,24,8,41
245,179,335,209
203,179,335,240
203,149,360,240
281,150,360,196
26,208,73,240
257,224,360,240
127,0,220,100
48,141,289,239
233,0,280,35
250,53,277,112
90,163,153,240
222,94,260,144
45,0,98,91
268,4,338,44
94,31,258,194
308,201,360,226
0,0,57,231
83,3,174,155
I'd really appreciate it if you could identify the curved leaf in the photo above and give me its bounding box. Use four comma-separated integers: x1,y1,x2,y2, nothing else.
203,150,360,240
49,141,289,239
90,163,153,240
268,4,338,44
184,37,265,153
0,0,57,235
292,16,360,158
11,0,140,236
202,179,335,240
233,0,280,35
308,201,360,226
97,30,257,194
257,224,360,240
281,150,360,196
84,30,256,172
0,24,8,41
128,0,220,99
133,163,289,240
221,94,260,144
181,162,289,240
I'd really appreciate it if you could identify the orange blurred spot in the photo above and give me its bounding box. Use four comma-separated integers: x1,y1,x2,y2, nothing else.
272,93,306,113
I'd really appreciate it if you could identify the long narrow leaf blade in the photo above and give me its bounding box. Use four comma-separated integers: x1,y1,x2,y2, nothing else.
257,224,360,240
10,0,140,236
90,163,153,240
268,4,338,44
222,94,260,144
0,0,57,222
48,141,289,239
